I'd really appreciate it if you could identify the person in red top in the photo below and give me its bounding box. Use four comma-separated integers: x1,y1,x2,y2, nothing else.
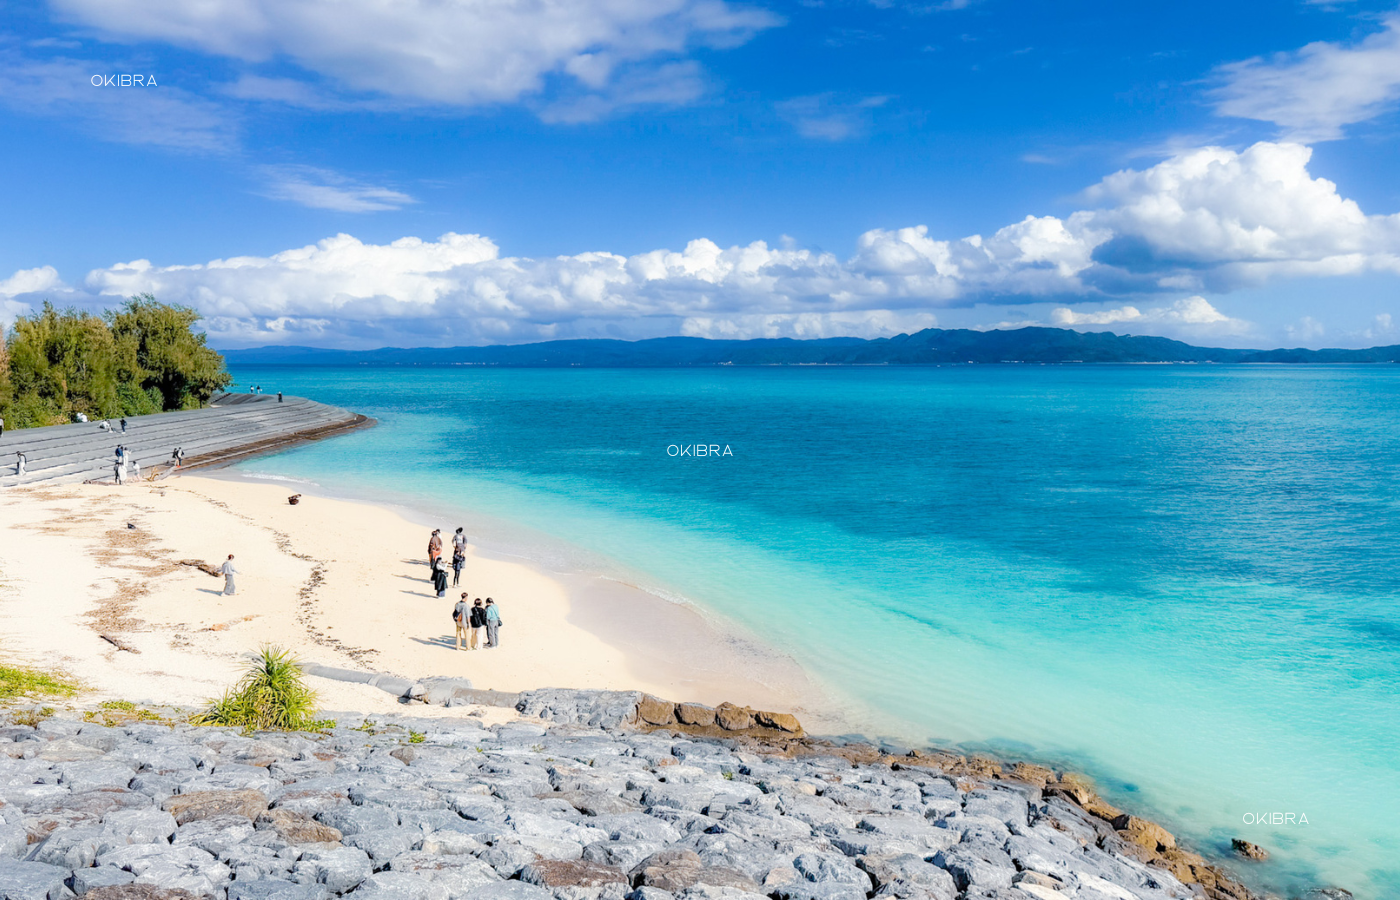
427,529,442,572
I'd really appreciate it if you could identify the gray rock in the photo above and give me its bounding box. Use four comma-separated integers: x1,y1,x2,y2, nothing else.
0,824,26,860
478,843,540,879
468,884,557,900
298,846,374,893
172,814,258,856
70,864,137,894
29,824,104,868
857,854,957,900
228,877,333,900
347,871,451,900
582,841,664,873
387,850,500,898
0,859,71,900
59,760,136,792
418,830,483,856
352,787,444,810
101,807,178,844
961,791,1027,829
345,828,424,867
930,848,1013,892
319,806,400,835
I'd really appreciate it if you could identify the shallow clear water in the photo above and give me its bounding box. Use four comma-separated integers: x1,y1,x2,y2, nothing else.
229,365,1400,897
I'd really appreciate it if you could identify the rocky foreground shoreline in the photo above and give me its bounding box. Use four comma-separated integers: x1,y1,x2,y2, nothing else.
0,690,1295,900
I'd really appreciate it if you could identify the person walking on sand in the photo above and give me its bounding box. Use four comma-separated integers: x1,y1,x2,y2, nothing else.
453,593,470,650
483,598,501,648
221,554,238,595
428,529,442,570
468,597,485,650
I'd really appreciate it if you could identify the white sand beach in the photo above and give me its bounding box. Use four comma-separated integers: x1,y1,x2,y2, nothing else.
0,475,821,723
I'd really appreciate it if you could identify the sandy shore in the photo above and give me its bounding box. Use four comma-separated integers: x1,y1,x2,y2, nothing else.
0,475,822,723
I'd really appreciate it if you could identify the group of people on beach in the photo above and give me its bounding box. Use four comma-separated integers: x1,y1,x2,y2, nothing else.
428,527,503,650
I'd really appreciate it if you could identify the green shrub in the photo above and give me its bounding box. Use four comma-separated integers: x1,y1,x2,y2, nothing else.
192,646,323,732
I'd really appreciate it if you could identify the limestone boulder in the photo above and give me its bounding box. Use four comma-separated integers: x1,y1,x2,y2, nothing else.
258,808,343,844
1111,814,1175,852
1230,838,1268,861
753,712,802,734
713,705,752,732
162,789,268,825
674,705,715,728
637,698,676,727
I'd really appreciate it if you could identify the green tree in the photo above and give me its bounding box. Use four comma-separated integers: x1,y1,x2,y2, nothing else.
107,294,232,409
0,295,231,429
3,302,126,426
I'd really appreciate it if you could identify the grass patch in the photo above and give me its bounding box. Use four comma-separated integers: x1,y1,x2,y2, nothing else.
407,730,425,744
0,664,79,703
83,701,179,728
191,645,328,733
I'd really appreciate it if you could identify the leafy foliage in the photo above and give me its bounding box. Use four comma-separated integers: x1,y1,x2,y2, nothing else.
192,646,325,732
0,295,231,428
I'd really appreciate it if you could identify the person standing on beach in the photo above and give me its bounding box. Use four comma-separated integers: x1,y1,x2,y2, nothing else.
221,554,238,595
451,546,465,587
432,556,449,598
453,593,470,650
428,529,442,570
469,597,485,650
483,598,501,648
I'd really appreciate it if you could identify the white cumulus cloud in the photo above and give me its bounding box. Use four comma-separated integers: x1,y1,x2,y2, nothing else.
50,0,780,116
1211,12,1400,141
4,141,1399,347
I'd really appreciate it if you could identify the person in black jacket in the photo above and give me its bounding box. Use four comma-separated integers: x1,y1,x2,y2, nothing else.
432,556,449,598
468,597,486,650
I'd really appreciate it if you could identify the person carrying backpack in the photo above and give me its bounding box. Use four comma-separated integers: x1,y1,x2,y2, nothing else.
468,597,486,650
453,593,470,650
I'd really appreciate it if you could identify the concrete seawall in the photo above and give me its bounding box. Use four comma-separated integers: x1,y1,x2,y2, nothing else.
0,393,372,487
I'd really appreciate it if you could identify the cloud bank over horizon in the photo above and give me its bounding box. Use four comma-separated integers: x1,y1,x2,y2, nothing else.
3,141,1398,349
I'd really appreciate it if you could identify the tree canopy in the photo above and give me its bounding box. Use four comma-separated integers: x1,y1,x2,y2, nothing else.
0,295,232,428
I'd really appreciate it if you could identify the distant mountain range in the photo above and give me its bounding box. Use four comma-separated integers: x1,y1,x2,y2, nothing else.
221,327,1400,366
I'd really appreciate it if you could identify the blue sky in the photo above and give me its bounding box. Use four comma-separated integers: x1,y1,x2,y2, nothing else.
2,0,1399,348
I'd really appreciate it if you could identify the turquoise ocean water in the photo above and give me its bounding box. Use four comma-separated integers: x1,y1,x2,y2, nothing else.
228,364,1399,897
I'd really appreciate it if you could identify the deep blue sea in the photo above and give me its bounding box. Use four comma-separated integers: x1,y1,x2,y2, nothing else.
228,364,1399,898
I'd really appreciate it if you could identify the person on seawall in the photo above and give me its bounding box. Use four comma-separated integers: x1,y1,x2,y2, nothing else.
277,391,283,403
427,529,442,571
15,452,26,476
484,598,501,648
1,415,5,437
432,556,450,599
453,593,470,650
469,597,485,650
221,554,238,595
120,418,127,434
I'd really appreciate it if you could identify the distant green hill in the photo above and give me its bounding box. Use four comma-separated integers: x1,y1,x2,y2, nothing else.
221,327,1400,367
